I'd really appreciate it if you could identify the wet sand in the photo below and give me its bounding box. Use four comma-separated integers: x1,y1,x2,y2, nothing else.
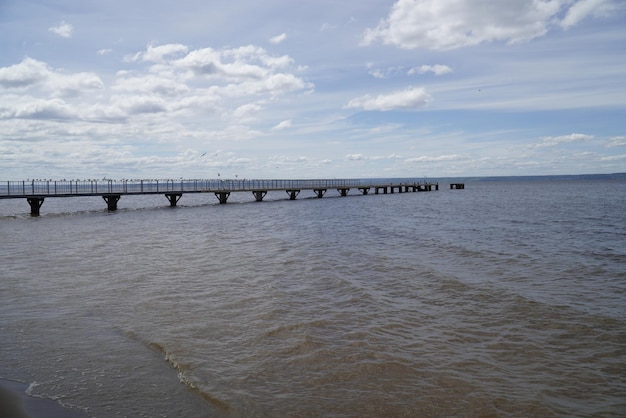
0,379,87,418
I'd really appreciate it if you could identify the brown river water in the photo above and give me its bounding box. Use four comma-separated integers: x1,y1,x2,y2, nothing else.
1,178,625,417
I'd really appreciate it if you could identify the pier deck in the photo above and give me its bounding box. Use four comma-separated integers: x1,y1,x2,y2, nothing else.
1,178,439,216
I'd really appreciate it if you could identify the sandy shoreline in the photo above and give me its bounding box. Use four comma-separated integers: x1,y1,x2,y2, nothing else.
0,379,88,418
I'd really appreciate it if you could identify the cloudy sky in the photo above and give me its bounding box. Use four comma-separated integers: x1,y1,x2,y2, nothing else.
1,0,624,180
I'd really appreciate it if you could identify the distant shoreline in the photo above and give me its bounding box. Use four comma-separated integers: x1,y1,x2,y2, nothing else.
434,172,626,183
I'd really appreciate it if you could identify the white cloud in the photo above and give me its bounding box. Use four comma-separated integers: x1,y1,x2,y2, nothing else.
0,42,312,150
49,21,73,38
1,97,74,120
535,133,594,147
48,72,104,97
269,33,288,45
171,45,300,87
125,43,189,63
361,0,620,50
345,153,365,161
0,58,50,88
97,49,113,56
600,154,626,161
0,58,103,97
342,153,403,162
606,136,626,147
233,103,264,122
408,64,453,76
368,69,386,79
561,0,619,28
366,64,405,79
272,119,292,130
345,86,432,111
404,154,460,163
110,95,167,115
112,74,188,96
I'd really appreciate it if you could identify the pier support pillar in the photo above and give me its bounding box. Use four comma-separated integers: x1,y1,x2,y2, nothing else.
435,183,439,191
102,194,121,211
252,191,267,202
286,190,300,200
313,189,326,198
27,197,45,217
359,187,370,195
165,193,182,207
337,188,349,197
215,191,230,204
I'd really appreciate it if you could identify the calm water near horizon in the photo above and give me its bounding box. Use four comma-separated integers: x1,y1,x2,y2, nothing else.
1,178,625,417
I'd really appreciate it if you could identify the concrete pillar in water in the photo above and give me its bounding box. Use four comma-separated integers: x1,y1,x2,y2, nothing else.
165,193,182,207
359,187,370,195
27,197,45,217
102,194,121,211
286,190,300,200
337,188,349,197
313,189,326,198
215,191,230,204
252,191,267,202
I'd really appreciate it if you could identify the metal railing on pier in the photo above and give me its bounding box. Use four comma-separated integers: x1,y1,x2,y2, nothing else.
0,178,434,198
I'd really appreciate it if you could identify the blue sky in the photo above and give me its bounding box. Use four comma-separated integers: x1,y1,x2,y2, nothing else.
1,0,624,180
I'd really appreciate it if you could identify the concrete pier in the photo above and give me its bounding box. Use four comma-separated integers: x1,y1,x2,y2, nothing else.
450,183,465,189
1,178,440,216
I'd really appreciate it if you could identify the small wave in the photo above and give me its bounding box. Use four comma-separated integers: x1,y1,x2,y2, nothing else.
119,329,232,411
0,214,24,221
145,339,230,411
25,381,39,395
